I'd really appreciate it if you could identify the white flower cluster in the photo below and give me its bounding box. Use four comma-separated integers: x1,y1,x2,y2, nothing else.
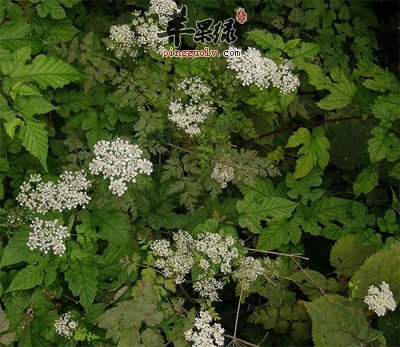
233,256,265,290
194,232,239,274
364,281,397,316
16,171,91,214
226,47,300,94
28,218,69,256
151,231,194,284
108,24,137,58
107,10,168,58
148,0,178,25
131,11,168,51
184,311,225,347
152,230,246,300
89,139,153,196
193,277,224,301
54,312,79,339
168,77,214,136
211,160,235,189
178,77,212,103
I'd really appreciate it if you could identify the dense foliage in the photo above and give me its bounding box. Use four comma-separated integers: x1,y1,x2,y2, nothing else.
0,0,399,346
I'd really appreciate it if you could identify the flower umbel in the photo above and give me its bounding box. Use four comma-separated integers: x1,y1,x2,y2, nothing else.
226,47,300,94
184,310,225,347
28,218,69,256
17,171,91,214
54,312,79,338
168,77,214,136
364,281,397,316
89,138,153,196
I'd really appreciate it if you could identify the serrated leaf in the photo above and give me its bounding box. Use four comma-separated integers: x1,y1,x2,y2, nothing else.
247,30,284,52
5,264,44,292
10,54,82,89
257,219,301,250
10,82,42,100
94,209,131,244
352,241,400,301
286,42,319,63
316,68,356,110
353,166,379,197
286,169,323,203
286,127,330,179
65,261,98,311
19,117,48,170
0,22,31,50
37,0,66,19
0,228,41,268
330,235,377,277
371,93,400,127
305,295,385,347
15,96,55,117
368,127,400,163
354,60,399,93
55,90,94,117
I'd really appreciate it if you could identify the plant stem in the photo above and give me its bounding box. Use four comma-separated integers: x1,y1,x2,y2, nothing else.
245,247,309,260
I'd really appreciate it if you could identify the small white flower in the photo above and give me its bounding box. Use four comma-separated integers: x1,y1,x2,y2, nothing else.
16,171,91,214
226,46,300,94
168,77,214,136
364,281,397,316
89,138,152,196
148,0,177,25
193,276,224,301
184,310,224,347
233,256,264,290
211,161,235,188
28,218,69,256
54,312,78,339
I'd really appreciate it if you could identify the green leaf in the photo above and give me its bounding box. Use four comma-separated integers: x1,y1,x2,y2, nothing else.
257,219,301,250
286,127,330,179
354,60,399,93
0,22,31,50
65,261,98,311
94,209,131,244
5,264,44,292
10,54,82,89
0,228,41,268
37,0,66,19
316,68,357,110
377,209,400,234
352,241,400,301
353,166,379,197
330,235,378,277
15,96,56,117
286,169,324,203
378,311,400,346
371,93,400,127
247,30,285,51
286,42,319,64
368,127,400,163
19,117,48,170
10,82,42,100
305,295,385,347
39,18,79,44
55,90,94,117
302,62,331,90
237,194,296,233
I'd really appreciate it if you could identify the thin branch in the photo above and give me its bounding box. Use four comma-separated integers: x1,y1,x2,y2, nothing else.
224,334,261,347
245,115,362,144
245,247,309,260
233,288,243,338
